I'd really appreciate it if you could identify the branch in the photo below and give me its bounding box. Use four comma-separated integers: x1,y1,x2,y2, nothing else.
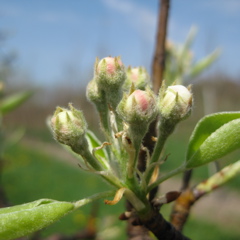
140,208,191,240
171,160,240,231
151,0,170,93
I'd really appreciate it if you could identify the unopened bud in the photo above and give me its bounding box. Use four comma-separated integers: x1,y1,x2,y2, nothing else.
51,104,87,148
86,79,103,105
95,56,125,88
94,56,126,110
123,66,149,91
159,83,193,122
118,89,157,125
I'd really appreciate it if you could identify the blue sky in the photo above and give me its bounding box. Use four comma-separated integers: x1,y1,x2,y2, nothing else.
0,0,240,88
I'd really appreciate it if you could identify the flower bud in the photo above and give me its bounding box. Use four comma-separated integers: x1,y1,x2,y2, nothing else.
94,56,126,110
159,83,192,121
51,104,87,147
117,89,157,125
86,79,103,105
95,56,125,89
123,66,149,91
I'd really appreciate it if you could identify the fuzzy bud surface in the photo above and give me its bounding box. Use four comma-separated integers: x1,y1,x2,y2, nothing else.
95,56,125,88
159,84,192,121
123,67,149,91
51,104,87,147
118,89,157,125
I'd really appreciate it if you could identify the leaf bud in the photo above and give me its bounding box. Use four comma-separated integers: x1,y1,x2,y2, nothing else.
159,83,193,122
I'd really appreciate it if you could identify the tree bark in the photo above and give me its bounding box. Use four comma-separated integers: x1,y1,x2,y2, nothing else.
152,0,170,93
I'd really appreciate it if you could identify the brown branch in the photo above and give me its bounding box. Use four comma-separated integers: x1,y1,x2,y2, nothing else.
181,170,193,191
170,168,229,232
125,201,154,240
152,0,170,93
170,188,196,232
140,208,191,240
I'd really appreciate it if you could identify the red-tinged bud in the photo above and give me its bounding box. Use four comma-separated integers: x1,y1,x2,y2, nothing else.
123,66,150,91
95,56,125,88
94,56,126,110
97,57,123,75
118,88,158,125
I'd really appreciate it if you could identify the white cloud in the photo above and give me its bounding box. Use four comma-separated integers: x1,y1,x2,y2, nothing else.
101,0,157,43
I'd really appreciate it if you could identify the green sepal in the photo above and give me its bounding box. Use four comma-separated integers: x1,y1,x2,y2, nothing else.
186,112,240,168
0,199,74,240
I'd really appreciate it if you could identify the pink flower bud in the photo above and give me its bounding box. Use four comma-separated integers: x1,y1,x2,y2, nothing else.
127,90,149,112
123,66,149,91
94,56,126,110
97,57,123,75
117,88,157,125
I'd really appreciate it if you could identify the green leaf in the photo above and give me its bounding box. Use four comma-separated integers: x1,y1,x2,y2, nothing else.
0,91,33,115
86,130,107,159
188,49,220,79
179,26,197,63
0,199,74,240
186,112,240,168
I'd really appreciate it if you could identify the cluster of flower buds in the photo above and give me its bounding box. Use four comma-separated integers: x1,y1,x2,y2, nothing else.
50,56,194,194
118,88,157,126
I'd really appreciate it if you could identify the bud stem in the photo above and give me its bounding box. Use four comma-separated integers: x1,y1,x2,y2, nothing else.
145,119,177,185
148,165,185,192
126,125,148,180
71,138,104,171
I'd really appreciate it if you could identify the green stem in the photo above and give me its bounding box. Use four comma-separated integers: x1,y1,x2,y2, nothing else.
98,106,111,140
148,165,185,192
74,191,115,209
102,172,125,189
72,140,103,171
124,188,148,213
145,121,174,184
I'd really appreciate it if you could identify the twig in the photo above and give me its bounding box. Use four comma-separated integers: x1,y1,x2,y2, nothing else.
151,0,170,93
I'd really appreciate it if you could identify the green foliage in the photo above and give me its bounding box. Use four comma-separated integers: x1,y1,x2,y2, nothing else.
186,112,240,168
86,130,108,159
164,26,220,85
0,91,33,115
0,199,74,240
3,143,124,238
